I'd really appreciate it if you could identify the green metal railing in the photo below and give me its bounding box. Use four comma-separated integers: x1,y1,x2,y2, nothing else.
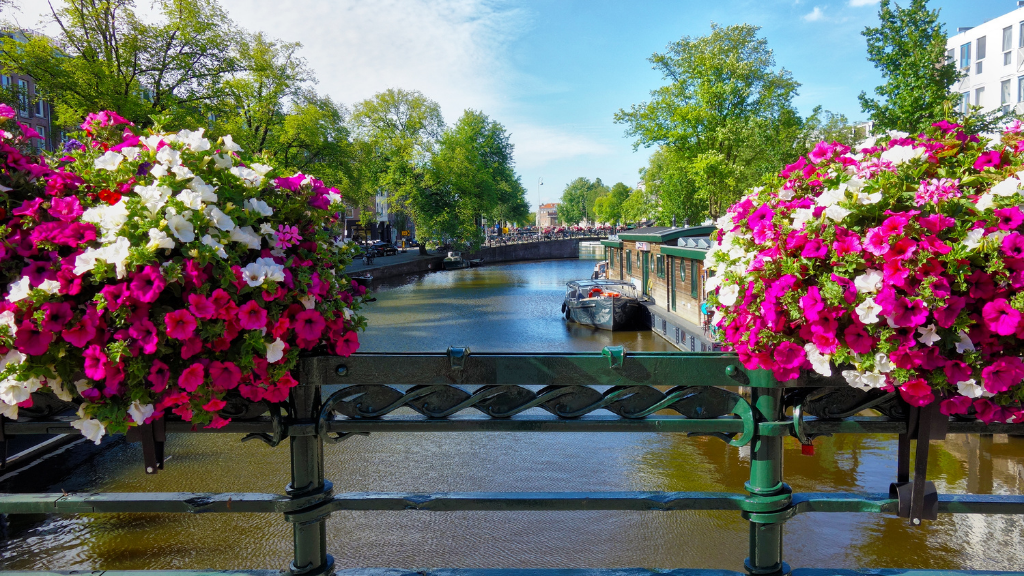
1,347,1023,576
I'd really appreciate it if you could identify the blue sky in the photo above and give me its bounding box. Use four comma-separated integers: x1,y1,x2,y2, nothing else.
9,0,1021,208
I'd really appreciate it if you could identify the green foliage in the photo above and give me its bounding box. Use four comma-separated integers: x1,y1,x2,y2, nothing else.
620,187,658,224
858,0,961,133
593,182,631,224
615,23,803,224
558,177,606,225
1,0,240,129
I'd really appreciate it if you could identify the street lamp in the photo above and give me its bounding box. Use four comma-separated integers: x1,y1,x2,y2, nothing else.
536,177,543,229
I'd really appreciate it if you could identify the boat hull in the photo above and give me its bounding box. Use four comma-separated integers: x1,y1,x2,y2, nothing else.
567,297,641,330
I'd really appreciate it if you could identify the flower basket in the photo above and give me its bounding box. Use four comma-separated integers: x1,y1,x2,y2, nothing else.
0,107,366,443
707,120,1024,423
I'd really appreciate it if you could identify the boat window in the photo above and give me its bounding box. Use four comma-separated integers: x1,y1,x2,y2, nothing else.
626,250,632,274
680,259,686,283
691,261,699,298
656,255,665,278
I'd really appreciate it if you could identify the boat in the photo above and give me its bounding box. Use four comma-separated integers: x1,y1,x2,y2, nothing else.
591,260,608,279
469,259,484,267
443,251,471,270
561,279,642,330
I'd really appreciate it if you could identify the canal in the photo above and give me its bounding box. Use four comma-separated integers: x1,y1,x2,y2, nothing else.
1,259,1023,571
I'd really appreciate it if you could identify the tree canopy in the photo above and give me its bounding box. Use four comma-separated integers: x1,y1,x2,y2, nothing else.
858,0,960,133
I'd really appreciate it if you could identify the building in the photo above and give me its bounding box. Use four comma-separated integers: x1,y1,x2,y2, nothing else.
1,29,55,151
947,2,1024,115
538,202,559,227
601,226,719,352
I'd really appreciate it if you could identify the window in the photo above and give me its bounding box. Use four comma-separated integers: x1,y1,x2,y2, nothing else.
961,92,970,113
947,48,955,64
0,75,9,87
626,250,632,275
36,125,46,150
656,254,664,278
17,79,28,117
977,86,985,107
608,250,615,268
977,36,987,60
1007,52,1014,66
1020,22,1024,48
33,99,44,118
960,42,971,68
1020,77,1024,103
1005,27,1014,52
1003,79,1012,110
679,259,686,283
976,61,983,74
690,261,698,298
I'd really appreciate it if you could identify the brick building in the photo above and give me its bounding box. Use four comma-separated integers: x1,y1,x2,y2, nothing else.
538,202,559,227
601,225,718,352
1,29,56,151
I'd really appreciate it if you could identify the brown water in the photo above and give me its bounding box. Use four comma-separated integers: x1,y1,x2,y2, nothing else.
2,260,1023,571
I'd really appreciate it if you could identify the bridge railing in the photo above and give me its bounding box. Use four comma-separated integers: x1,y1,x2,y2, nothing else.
2,347,1023,576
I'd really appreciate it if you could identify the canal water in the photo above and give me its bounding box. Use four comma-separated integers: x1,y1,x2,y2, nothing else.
2,259,1023,571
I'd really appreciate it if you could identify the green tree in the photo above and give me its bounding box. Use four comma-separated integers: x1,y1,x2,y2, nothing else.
594,182,631,224
620,187,658,225
858,0,960,133
615,23,802,223
558,177,605,225
1,0,240,128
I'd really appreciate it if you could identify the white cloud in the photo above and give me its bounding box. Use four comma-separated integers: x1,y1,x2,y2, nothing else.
506,123,615,169
803,6,826,21
849,0,880,6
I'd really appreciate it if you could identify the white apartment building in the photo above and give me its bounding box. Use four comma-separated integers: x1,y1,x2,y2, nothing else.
947,2,1024,115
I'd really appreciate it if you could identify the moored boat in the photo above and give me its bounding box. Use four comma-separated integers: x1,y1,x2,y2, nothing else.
443,251,470,270
561,279,642,330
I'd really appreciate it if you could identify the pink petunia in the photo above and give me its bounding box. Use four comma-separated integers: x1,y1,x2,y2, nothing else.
944,361,972,385
15,324,54,356
41,302,73,332
293,310,326,342
891,298,928,328
981,299,1021,336
863,228,890,256
994,207,1024,230
800,238,828,259
334,330,360,357
1002,232,1024,259
149,360,171,392
83,344,109,380
164,309,197,340
773,341,805,370
188,293,216,319
844,323,874,354
48,196,84,222
129,265,166,303
178,363,205,392
899,379,934,407
981,356,1024,394
209,361,242,391
973,150,1003,171
203,398,227,412
129,319,159,354
62,319,97,348
940,396,973,416
237,300,268,330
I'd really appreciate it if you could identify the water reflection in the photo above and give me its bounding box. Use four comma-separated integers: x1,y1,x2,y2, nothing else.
1,260,1022,571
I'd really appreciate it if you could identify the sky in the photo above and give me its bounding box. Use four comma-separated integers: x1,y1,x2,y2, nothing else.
5,0,1022,209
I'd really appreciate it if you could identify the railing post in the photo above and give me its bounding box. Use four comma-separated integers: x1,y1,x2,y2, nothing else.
287,376,333,576
744,369,789,576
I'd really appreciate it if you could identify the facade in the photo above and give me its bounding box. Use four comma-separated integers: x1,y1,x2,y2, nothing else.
538,202,559,227
947,3,1024,115
1,29,56,152
601,226,718,352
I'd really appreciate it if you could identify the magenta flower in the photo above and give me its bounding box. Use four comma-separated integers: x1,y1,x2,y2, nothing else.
41,302,73,332
165,309,198,340
944,361,972,385
800,238,828,259
294,310,326,342
129,319,159,354
101,283,129,311
0,103,14,119
800,287,825,322
178,363,205,392
772,342,806,369
188,293,217,319
995,207,1024,230
748,205,774,231
981,357,1024,394
48,196,84,222
940,396,973,416
129,265,166,303
334,330,360,357
899,379,934,407
22,260,56,286
83,345,109,380
920,214,954,233
890,237,917,261
931,120,960,133
808,142,836,164
982,299,1021,336
275,173,306,191
12,198,44,218
237,300,268,330
891,298,928,328
15,324,54,356
209,361,242,391
181,336,203,359
844,323,874,354
148,360,170,392
863,228,889,256
1002,232,1024,259
879,214,908,239
62,319,97,348
974,399,1008,424
275,225,303,249
973,150,1003,171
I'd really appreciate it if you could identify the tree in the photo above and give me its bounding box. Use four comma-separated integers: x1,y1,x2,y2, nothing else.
858,0,960,133
594,182,631,224
798,106,855,151
615,23,803,223
558,177,604,225
620,187,658,225
1,0,240,128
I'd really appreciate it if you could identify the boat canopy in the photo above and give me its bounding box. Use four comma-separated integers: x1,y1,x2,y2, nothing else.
566,279,638,298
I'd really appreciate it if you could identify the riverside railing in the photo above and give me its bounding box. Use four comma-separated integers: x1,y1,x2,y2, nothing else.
1,347,1023,576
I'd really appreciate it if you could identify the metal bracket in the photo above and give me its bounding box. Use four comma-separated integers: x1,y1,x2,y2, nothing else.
126,419,166,474
792,404,832,454
602,346,625,369
889,401,948,525
447,346,470,371
242,408,288,447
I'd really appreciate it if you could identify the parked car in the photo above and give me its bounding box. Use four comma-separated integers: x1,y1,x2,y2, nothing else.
371,241,398,256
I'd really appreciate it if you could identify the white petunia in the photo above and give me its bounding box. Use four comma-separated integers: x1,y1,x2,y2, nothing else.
150,163,169,178
777,188,794,201
128,401,156,425
47,375,72,401
956,379,984,399
255,257,285,282
177,128,210,152
266,338,286,363
201,234,228,258
917,323,941,346
230,166,262,188
100,236,131,278
804,343,832,377
963,228,985,251
120,146,141,160
71,418,106,445
0,310,16,334
229,226,262,250
135,184,172,214
190,177,218,203
956,331,976,354
141,135,163,151
176,189,204,210
824,204,852,222
326,192,343,205
990,177,1021,197
171,164,194,180
260,222,276,236
855,297,882,324
147,228,175,251
156,146,181,166
975,193,996,212
1,350,25,372
6,276,31,302
241,266,265,286
817,187,845,207
94,151,124,171
880,145,924,165
842,369,870,391
874,353,893,374
718,284,740,306
854,269,883,294
861,372,887,389
204,206,235,232
0,380,30,405
0,401,17,419
856,191,882,205
221,134,242,152
251,163,273,176
167,214,195,243
299,295,316,310
212,153,233,170
38,279,61,294
841,177,866,193
81,201,129,240
791,208,816,229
